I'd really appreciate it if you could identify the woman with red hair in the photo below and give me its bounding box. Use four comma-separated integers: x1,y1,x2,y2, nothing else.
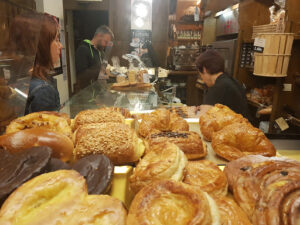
24,13,63,114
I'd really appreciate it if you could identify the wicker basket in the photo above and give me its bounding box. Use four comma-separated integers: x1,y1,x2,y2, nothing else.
253,33,294,77
252,24,278,39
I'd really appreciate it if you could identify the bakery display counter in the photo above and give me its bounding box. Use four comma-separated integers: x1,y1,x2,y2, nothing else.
60,80,159,118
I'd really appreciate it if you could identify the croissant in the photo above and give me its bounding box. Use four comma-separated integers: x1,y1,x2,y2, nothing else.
212,122,276,161
138,108,189,138
199,104,247,141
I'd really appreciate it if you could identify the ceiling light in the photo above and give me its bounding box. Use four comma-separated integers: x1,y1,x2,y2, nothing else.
135,3,149,18
134,17,145,28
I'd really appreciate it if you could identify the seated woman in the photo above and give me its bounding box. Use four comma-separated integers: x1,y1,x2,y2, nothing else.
25,13,62,114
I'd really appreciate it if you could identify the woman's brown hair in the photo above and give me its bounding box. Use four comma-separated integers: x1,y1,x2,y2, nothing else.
32,14,59,80
196,50,225,75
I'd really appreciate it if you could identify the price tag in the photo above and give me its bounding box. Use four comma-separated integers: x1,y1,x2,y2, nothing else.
254,38,266,53
275,117,289,131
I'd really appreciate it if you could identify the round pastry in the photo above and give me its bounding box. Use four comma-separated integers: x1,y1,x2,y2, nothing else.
212,122,276,161
0,147,52,205
224,155,300,219
138,108,189,138
0,170,127,225
72,154,114,194
214,196,252,225
45,158,71,172
183,160,228,197
0,128,74,161
199,104,247,141
127,180,220,225
73,122,145,165
6,111,72,139
147,131,207,159
129,142,187,193
74,108,125,130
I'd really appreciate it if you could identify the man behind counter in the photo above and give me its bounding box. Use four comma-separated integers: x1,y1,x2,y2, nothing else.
196,50,251,120
75,25,114,91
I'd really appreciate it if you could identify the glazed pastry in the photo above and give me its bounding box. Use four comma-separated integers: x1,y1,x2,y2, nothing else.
224,155,300,222
147,131,207,159
212,122,276,161
6,111,72,139
74,108,125,130
0,147,52,205
199,104,247,141
214,196,252,225
138,108,189,138
0,128,74,162
0,170,127,225
183,160,228,197
45,158,71,172
74,122,145,165
127,180,220,225
129,142,187,193
72,154,114,194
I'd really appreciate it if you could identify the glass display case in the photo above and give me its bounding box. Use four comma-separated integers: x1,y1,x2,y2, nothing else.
60,80,159,118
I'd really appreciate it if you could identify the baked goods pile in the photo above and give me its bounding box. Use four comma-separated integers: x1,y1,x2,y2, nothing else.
0,170,126,225
200,104,276,161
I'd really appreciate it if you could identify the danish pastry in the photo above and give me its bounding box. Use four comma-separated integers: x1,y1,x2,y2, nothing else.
6,111,72,139
138,108,189,138
212,122,276,161
74,122,145,165
224,155,300,223
214,196,252,225
147,131,207,159
127,180,220,225
183,160,228,197
199,104,246,141
129,142,187,193
74,108,125,130
0,170,127,225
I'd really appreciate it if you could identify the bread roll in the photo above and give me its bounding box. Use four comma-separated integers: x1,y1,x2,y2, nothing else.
199,104,247,141
74,108,125,130
0,170,127,225
183,160,228,197
127,180,220,225
129,142,187,193
147,131,207,159
138,108,189,138
214,196,252,225
6,111,72,139
74,122,144,165
212,122,276,161
0,128,74,161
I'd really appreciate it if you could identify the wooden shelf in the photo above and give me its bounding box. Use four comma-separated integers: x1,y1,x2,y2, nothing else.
176,39,201,41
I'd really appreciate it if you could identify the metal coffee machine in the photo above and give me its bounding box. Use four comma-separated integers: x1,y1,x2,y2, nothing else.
171,47,199,71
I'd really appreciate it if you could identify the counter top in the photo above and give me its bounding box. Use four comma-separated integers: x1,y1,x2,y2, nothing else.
168,70,198,76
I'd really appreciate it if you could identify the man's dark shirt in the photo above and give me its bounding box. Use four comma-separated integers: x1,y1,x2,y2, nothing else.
203,73,250,119
75,40,103,89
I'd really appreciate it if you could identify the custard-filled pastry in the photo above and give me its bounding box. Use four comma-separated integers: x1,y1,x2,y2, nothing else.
6,111,72,139
199,104,246,141
146,131,207,159
73,122,145,165
129,142,187,193
0,170,127,225
183,160,228,197
138,108,189,138
224,155,300,222
211,122,276,161
74,108,125,130
127,180,220,225
214,196,252,225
